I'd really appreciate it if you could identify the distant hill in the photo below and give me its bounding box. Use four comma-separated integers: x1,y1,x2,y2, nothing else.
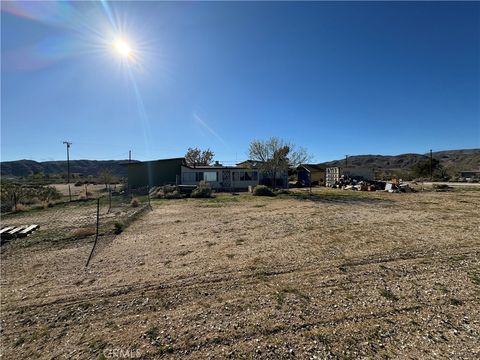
0,159,137,178
318,149,480,175
1,149,479,178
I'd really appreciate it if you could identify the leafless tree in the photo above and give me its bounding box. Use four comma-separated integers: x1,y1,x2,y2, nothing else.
185,148,215,167
248,137,312,188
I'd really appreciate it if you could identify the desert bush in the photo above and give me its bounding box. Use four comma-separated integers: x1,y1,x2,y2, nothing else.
20,197,41,206
252,185,276,197
114,222,124,234
164,191,184,199
69,227,96,238
275,189,291,195
43,201,55,209
13,203,28,212
74,181,84,187
0,183,62,213
163,185,177,194
191,181,213,198
131,197,140,207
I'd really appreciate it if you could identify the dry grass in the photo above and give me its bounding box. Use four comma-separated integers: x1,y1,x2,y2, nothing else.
68,227,96,239
1,188,479,359
130,197,140,207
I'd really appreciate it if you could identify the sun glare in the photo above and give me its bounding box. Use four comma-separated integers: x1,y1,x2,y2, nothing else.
113,38,132,58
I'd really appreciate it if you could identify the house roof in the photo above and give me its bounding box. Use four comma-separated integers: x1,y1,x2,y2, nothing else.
182,165,252,170
297,164,325,172
122,157,185,166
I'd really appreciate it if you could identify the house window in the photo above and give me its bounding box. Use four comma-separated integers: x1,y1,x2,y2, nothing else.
203,171,217,182
233,171,258,181
182,172,196,183
195,172,204,181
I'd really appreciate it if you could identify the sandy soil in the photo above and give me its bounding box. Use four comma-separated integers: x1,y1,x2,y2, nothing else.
1,189,479,359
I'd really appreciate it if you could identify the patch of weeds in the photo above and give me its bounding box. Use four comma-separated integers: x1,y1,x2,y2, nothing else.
226,253,235,259
13,336,26,347
178,250,192,257
145,326,159,340
113,221,124,234
88,338,108,353
252,204,266,208
274,286,310,307
435,282,449,294
69,227,96,239
235,239,245,246
198,202,224,208
449,298,463,306
468,272,480,287
379,288,399,301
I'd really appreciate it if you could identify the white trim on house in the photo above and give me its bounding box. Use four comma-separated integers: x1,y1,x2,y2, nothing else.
181,166,261,190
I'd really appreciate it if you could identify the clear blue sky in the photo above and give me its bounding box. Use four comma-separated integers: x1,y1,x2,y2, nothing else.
1,1,479,164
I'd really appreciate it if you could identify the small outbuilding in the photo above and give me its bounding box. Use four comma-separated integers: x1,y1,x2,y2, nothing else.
296,164,325,186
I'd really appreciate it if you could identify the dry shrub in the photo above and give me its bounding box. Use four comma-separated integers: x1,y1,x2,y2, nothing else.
20,197,41,206
69,227,96,238
191,181,212,198
253,185,276,197
131,197,140,207
42,201,55,209
14,203,28,212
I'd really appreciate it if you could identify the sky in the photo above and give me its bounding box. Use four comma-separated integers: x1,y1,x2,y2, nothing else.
1,1,479,164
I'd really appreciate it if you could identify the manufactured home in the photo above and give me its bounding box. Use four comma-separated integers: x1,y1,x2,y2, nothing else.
126,158,288,191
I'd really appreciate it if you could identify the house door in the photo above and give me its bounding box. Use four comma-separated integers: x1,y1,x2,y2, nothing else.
222,170,231,191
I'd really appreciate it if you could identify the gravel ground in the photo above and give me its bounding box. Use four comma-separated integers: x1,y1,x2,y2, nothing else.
1,189,479,359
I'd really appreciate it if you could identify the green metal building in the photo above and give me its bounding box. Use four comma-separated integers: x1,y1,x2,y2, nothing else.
126,158,185,188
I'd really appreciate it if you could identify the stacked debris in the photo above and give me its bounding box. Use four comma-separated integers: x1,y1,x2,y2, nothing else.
330,175,416,193
385,179,416,193
330,175,386,191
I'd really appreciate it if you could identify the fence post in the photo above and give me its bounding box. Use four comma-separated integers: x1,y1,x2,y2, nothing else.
108,186,112,213
148,188,152,210
86,198,100,268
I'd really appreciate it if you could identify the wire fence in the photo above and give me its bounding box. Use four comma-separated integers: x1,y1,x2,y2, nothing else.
83,191,152,267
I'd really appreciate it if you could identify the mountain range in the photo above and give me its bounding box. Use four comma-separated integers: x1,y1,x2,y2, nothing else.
1,149,479,178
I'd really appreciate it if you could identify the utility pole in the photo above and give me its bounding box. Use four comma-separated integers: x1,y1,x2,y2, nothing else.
345,155,348,168
63,141,72,201
129,150,131,163
430,149,433,181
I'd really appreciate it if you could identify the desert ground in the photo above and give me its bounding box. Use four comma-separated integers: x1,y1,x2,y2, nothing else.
1,188,479,359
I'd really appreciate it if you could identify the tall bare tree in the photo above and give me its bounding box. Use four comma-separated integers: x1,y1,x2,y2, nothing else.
185,148,215,167
99,169,113,189
248,137,311,188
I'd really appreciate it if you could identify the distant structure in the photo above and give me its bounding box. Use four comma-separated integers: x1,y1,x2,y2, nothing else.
326,167,374,187
296,164,325,187
125,157,288,191
459,170,480,181
326,167,341,187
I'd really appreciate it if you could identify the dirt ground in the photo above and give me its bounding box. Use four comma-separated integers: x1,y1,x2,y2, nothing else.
1,189,479,359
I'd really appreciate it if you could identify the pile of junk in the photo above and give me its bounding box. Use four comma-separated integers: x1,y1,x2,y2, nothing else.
331,176,416,193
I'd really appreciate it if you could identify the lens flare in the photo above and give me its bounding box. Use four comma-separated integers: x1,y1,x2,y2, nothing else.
113,38,132,57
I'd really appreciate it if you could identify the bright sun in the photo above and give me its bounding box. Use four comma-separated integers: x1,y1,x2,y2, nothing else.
113,38,132,58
